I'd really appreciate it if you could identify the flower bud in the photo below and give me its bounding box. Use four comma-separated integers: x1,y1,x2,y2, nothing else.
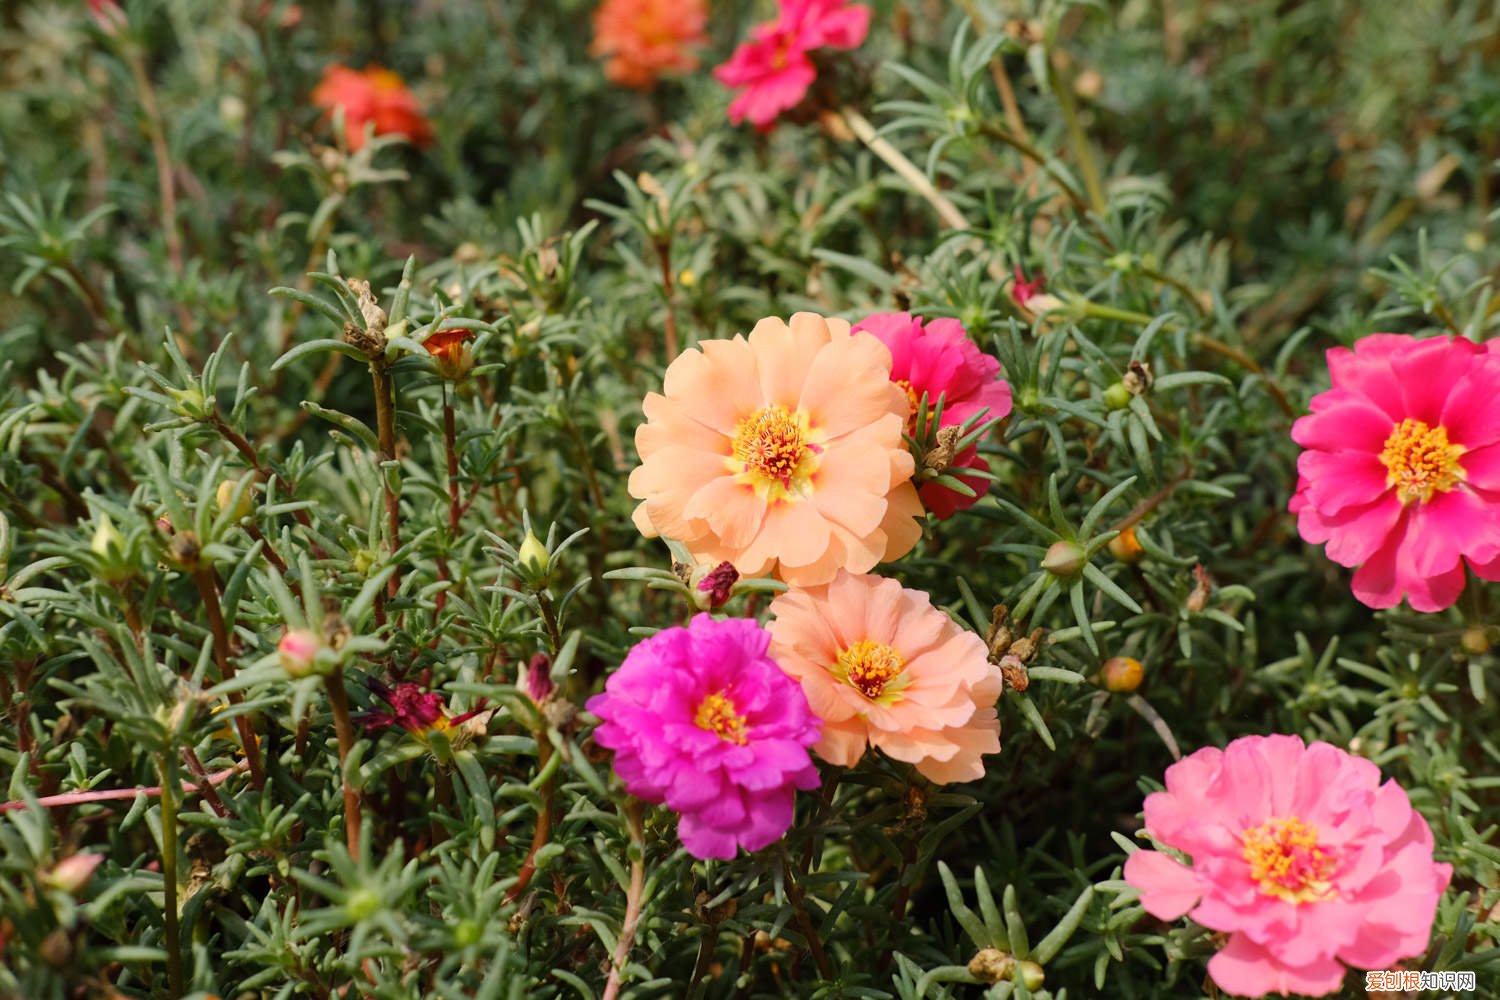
44,853,103,894
523,652,554,704
167,384,211,419
1099,656,1144,693
278,628,323,678
1108,526,1145,564
1042,540,1086,579
692,561,740,610
967,948,1014,984
1461,626,1491,656
1018,961,1045,991
216,479,254,522
516,530,550,587
91,514,123,559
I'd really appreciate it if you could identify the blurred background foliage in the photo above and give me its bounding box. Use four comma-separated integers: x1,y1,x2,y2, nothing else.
1,0,1499,997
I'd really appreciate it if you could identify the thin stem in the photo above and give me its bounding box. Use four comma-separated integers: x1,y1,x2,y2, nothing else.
191,568,266,788
323,669,363,855
654,238,680,361
443,385,461,536
275,194,343,355
1191,334,1297,418
179,747,228,818
156,755,184,1000
1051,63,1108,217
504,739,554,904
0,761,247,814
370,362,403,609
124,46,183,275
839,107,971,231
976,122,1093,220
782,856,833,981
602,799,647,1000
207,413,322,550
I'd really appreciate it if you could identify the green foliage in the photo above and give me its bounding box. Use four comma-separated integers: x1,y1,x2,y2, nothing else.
1,0,1498,997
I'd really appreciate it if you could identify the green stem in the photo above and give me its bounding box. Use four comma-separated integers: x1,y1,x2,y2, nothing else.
1052,63,1108,216
157,755,184,999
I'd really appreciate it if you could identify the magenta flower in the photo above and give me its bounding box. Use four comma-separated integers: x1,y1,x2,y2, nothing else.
1289,333,1500,611
1124,734,1451,998
713,0,871,131
852,312,1013,518
586,614,822,859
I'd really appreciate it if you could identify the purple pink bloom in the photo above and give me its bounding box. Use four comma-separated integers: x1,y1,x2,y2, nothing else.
1289,333,1500,611
1124,734,1451,997
713,0,871,131
852,311,1013,518
587,615,821,859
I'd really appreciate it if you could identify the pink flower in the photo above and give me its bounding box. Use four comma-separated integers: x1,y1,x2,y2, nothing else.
522,653,554,704
359,680,480,739
713,0,871,131
852,312,1013,518
586,615,822,859
1124,734,1451,998
1010,266,1045,308
1289,334,1500,611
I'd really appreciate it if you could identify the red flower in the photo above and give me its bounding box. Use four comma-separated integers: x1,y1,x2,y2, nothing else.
311,65,433,152
714,0,871,131
696,561,740,609
423,327,474,378
360,680,480,739
590,0,707,90
1011,266,1045,308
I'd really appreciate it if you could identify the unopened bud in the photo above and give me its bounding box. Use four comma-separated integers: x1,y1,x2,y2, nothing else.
216,479,254,522
167,531,200,569
516,531,550,586
44,853,103,894
91,514,123,559
278,628,323,678
1099,656,1144,693
523,653,554,703
1042,540,1087,579
1461,627,1491,656
693,561,739,610
1018,960,1045,991
1108,526,1145,564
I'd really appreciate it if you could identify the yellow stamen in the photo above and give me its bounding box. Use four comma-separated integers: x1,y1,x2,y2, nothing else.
728,404,821,501
1379,418,1465,505
695,692,748,744
1241,816,1338,903
834,640,908,702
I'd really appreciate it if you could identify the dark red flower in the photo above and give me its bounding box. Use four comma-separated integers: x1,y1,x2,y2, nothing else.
523,653,554,704
697,561,740,608
360,679,480,739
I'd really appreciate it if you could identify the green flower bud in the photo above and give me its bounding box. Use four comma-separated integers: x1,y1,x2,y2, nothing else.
1103,381,1132,410
516,530,550,585
1042,539,1087,579
91,514,123,559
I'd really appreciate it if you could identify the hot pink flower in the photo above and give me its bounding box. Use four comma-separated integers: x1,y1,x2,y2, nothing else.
587,615,822,859
1124,734,1451,998
1289,333,1500,612
713,0,871,131
853,312,1013,518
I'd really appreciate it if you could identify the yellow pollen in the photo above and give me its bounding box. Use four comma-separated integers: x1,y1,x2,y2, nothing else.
1379,418,1465,505
730,404,820,499
694,692,748,744
836,640,907,701
1241,816,1338,903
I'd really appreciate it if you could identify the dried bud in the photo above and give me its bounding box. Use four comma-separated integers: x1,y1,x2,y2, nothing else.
1123,360,1153,396
167,531,201,570
278,628,323,678
967,948,1015,984
922,425,962,474
1042,540,1087,579
694,561,740,610
1107,526,1145,564
999,653,1029,692
1008,627,1046,665
40,928,72,969
523,653,554,704
1099,656,1144,693
1186,564,1214,613
1462,626,1492,656
44,853,103,894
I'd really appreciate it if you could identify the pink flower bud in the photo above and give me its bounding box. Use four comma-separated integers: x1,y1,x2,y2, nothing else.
695,561,740,609
278,628,322,678
524,653,554,703
45,853,103,894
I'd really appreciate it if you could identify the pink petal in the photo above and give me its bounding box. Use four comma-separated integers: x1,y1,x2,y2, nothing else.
1207,933,1347,998
1123,850,1202,920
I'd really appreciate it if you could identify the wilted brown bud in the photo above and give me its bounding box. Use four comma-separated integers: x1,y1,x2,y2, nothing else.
1186,564,1214,613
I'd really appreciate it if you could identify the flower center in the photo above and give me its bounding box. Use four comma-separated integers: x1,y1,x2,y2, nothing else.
694,692,748,744
895,379,922,432
729,404,821,501
1241,816,1338,903
1379,418,1465,505
834,640,908,701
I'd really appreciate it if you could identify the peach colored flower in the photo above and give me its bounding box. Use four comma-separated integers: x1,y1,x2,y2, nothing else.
312,64,432,152
766,570,1002,782
629,313,924,586
590,0,707,90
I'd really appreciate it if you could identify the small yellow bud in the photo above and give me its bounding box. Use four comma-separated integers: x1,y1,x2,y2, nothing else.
1099,656,1144,693
1108,526,1145,564
216,479,255,522
1461,627,1491,656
